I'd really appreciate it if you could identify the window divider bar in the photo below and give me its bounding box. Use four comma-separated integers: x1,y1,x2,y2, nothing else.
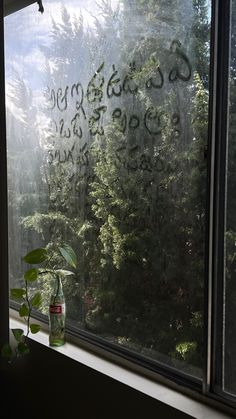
204,0,219,395
0,2,9,353
208,0,231,395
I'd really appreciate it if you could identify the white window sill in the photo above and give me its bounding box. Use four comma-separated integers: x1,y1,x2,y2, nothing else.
9,317,234,419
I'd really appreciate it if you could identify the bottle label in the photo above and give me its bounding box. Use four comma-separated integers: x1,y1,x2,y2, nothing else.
49,304,65,314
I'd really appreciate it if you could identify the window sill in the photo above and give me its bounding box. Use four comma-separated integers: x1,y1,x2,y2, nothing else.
9,316,234,419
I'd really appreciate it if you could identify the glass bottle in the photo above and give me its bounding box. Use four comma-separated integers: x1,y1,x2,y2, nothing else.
49,275,66,346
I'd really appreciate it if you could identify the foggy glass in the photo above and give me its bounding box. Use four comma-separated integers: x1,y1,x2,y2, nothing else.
5,0,211,378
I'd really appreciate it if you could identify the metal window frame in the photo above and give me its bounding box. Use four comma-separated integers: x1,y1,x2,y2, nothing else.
208,0,231,400
203,0,236,411
0,0,9,353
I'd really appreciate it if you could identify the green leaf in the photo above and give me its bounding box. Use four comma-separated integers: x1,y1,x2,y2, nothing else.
30,292,42,308
1,343,13,358
10,288,25,300
19,303,29,317
59,245,77,269
24,268,38,282
17,341,29,355
30,324,41,334
23,248,48,264
55,269,75,277
11,328,24,342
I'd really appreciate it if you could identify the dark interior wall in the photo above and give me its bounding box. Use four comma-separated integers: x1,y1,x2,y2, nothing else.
0,339,194,419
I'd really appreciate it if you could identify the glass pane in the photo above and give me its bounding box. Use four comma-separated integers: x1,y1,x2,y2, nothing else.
5,0,211,378
224,0,236,395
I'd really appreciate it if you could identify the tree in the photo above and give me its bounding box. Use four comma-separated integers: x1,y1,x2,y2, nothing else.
6,73,46,286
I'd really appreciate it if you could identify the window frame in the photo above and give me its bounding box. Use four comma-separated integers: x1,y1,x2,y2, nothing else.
0,0,9,354
209,0,231,402
2,0,236,415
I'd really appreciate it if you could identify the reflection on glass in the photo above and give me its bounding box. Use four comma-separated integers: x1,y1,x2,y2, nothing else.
5,0,211,378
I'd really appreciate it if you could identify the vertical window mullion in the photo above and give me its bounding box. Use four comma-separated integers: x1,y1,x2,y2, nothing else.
0,2,9,352
210,0,231,396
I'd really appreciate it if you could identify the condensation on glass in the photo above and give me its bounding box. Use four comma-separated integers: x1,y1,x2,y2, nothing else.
4,0,211,378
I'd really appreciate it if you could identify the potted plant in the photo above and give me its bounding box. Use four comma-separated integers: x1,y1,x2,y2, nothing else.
1,243,77,361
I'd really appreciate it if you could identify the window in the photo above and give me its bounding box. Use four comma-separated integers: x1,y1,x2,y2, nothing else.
3,0,236,413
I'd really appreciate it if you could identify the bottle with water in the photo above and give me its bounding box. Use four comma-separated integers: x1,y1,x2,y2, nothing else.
49,275,66,346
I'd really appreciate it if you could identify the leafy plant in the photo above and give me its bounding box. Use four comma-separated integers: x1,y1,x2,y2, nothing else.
1,244,77,361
